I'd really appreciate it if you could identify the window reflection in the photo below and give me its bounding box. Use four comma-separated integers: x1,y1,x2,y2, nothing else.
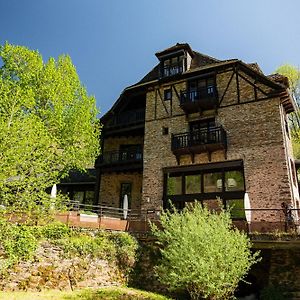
203,172,222,193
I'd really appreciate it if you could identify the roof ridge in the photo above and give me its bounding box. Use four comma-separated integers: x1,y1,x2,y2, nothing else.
192,50,221,62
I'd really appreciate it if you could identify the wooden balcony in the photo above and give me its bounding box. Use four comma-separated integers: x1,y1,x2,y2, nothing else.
104,109,145,137
171,126,227,162
180,87,218,113
97,149,143,172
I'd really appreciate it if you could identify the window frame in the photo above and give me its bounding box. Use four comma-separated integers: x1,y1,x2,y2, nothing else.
163,163,246,212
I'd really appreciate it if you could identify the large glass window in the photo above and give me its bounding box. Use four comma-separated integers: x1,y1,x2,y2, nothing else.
167,175,182,195
225,170,244,191
165,165,245,199
185,174,201,194
203,172,222,193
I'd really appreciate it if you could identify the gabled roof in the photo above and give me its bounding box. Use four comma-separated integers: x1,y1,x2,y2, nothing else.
102,43,296,120
155,43,194,58
136,48,222,86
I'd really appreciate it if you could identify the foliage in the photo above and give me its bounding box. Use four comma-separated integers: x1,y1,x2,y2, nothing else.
41,221,71,240
275,64,300,156
0,287,172,300
275,64,300,99
0,218,37,266
0,42,100,216
106,231,138,272
53,234,115,259
151,202,260,300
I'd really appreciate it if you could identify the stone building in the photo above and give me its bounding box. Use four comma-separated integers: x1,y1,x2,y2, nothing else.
96,43,298,227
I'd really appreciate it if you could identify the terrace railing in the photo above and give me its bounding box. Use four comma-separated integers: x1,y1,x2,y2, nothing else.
99,149,143,166
106,109,145,129
55,201,300,234
171,126,227,152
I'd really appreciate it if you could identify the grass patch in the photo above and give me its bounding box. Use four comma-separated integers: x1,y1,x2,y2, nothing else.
0,287,172,300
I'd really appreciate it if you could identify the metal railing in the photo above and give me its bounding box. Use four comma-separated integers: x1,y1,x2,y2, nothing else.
63,200,160,220
55,202,300,233
99,149,143,166
106,109,145,129
180,86,218,105
171,126,227,151
161,63,183,77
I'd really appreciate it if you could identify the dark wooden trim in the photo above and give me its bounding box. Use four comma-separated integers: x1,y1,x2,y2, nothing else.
219,94,280,109
154,89,157,120
238,72,269,96
99,163,143,174
170,85,173,116
219,70,235,106
103,124,144,138
254,85,258,101
236,66,240,104
157,88,169,115
166,191,245,202
163,159,243,174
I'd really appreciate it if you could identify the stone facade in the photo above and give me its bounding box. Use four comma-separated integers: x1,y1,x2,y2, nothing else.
100,173,142,210
98,43,298,227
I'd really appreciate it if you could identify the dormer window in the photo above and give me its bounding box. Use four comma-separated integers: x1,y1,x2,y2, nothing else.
155,43,194,79
162,54,185,77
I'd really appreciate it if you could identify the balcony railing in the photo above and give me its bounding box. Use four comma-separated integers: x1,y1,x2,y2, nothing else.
161,63,183,78
171,126,227,154
99,149,143,166
106,109,145,129
180,87,218,112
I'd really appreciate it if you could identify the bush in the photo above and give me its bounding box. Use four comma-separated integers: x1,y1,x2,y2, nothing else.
151,202,260,300
56,234,116,259
2,225,37,262
108,232,138,270
41,221,71,239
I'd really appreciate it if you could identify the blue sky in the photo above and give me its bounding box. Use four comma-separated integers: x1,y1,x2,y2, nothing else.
0,0,299,115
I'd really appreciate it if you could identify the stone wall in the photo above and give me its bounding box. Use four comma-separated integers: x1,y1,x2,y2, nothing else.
0,241,124,291
100,173,142,210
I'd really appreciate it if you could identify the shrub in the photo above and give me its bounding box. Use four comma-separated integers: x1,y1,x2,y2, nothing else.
41,221,71,240
151,202,260,300
56,234,116,259
3,225,37,262
108,232,138,270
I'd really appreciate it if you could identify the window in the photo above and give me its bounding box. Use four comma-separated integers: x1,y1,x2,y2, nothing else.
167,175,182,195
164,162,245,211
162,127,169,135
164,163,246,218
185,174,201,194
225,170,244,191
164,89,172,100
203,172,223,193
162,55,184,77
188,77,216,99
73,190,95,205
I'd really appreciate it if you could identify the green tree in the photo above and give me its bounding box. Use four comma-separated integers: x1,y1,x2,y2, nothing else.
151,203,260,300
275,64,300,153
275,64,300,99
0,43,100,216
